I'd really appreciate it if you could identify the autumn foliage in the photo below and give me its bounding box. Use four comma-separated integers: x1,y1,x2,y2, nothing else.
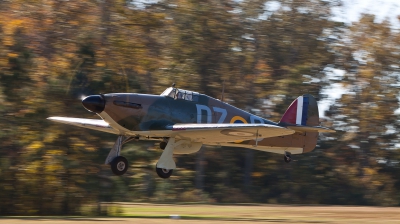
0,0,400,215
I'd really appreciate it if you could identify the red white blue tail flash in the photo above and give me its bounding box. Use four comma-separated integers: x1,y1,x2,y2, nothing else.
280,95,309,125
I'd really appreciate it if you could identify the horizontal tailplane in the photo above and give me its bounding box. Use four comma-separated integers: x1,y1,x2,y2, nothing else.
286,125,336,133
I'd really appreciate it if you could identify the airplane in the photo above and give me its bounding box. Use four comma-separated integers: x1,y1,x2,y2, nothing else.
48,85,335,178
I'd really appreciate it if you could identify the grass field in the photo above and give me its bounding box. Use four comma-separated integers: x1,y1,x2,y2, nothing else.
2,203,400,223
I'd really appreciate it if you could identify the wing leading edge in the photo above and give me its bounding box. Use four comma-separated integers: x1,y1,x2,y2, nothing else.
47,117,119,134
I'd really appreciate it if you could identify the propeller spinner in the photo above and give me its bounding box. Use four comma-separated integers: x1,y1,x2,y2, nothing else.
82,95,105,113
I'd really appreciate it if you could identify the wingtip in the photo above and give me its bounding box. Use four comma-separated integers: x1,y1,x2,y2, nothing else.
47,116,59,121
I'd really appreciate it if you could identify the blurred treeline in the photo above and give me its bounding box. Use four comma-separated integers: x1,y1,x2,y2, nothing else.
0,0,400,215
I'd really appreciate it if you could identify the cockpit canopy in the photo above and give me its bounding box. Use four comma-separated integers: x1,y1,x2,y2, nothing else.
161,87,199,102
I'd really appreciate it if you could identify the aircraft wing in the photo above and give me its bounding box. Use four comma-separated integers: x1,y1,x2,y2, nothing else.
47,117,119,134
47,117,295,143
166,123,295,143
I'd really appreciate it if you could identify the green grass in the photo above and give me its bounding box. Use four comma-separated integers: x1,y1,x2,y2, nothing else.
2,204,400,223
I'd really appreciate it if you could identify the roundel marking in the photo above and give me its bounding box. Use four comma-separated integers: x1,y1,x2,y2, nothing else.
220,129,255,137
229,116,248,143
230,116,248,124
226,131,254,137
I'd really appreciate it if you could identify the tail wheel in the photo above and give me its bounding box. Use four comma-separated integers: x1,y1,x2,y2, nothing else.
156,165,173,179
284,153,292,163
111,156,128,175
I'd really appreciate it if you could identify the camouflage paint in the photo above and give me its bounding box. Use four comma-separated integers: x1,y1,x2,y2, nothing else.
98,89,321,154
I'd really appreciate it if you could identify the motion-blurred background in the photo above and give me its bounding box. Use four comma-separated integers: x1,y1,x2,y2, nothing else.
0,0,399,215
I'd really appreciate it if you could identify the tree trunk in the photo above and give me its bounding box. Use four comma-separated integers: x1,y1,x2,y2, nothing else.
244,149,254,193
195,147,205,191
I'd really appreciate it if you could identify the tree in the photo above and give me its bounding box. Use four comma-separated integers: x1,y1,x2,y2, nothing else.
324,15,400,205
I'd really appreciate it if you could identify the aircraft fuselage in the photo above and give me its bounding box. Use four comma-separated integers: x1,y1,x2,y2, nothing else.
98,93,276,132
81,88,318,155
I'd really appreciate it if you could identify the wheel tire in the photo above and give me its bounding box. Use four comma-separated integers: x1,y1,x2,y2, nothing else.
156,165,173,179
284,154,292,163
111,156,128,176
159,141,167,150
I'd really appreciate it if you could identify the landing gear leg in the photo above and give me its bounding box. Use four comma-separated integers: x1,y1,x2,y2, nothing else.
284,151,292,163
156,138,176,178
105,135,134,175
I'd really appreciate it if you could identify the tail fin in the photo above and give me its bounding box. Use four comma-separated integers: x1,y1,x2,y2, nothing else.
280,94,319,126
279,94,335,133
279,94,334,153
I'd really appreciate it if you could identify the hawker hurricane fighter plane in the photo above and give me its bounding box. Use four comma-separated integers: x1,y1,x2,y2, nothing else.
48,86,335,178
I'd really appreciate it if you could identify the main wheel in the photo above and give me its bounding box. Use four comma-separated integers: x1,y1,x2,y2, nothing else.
156,166,173,179
159,141,167,150
284,154,292,163
111,156,128,175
